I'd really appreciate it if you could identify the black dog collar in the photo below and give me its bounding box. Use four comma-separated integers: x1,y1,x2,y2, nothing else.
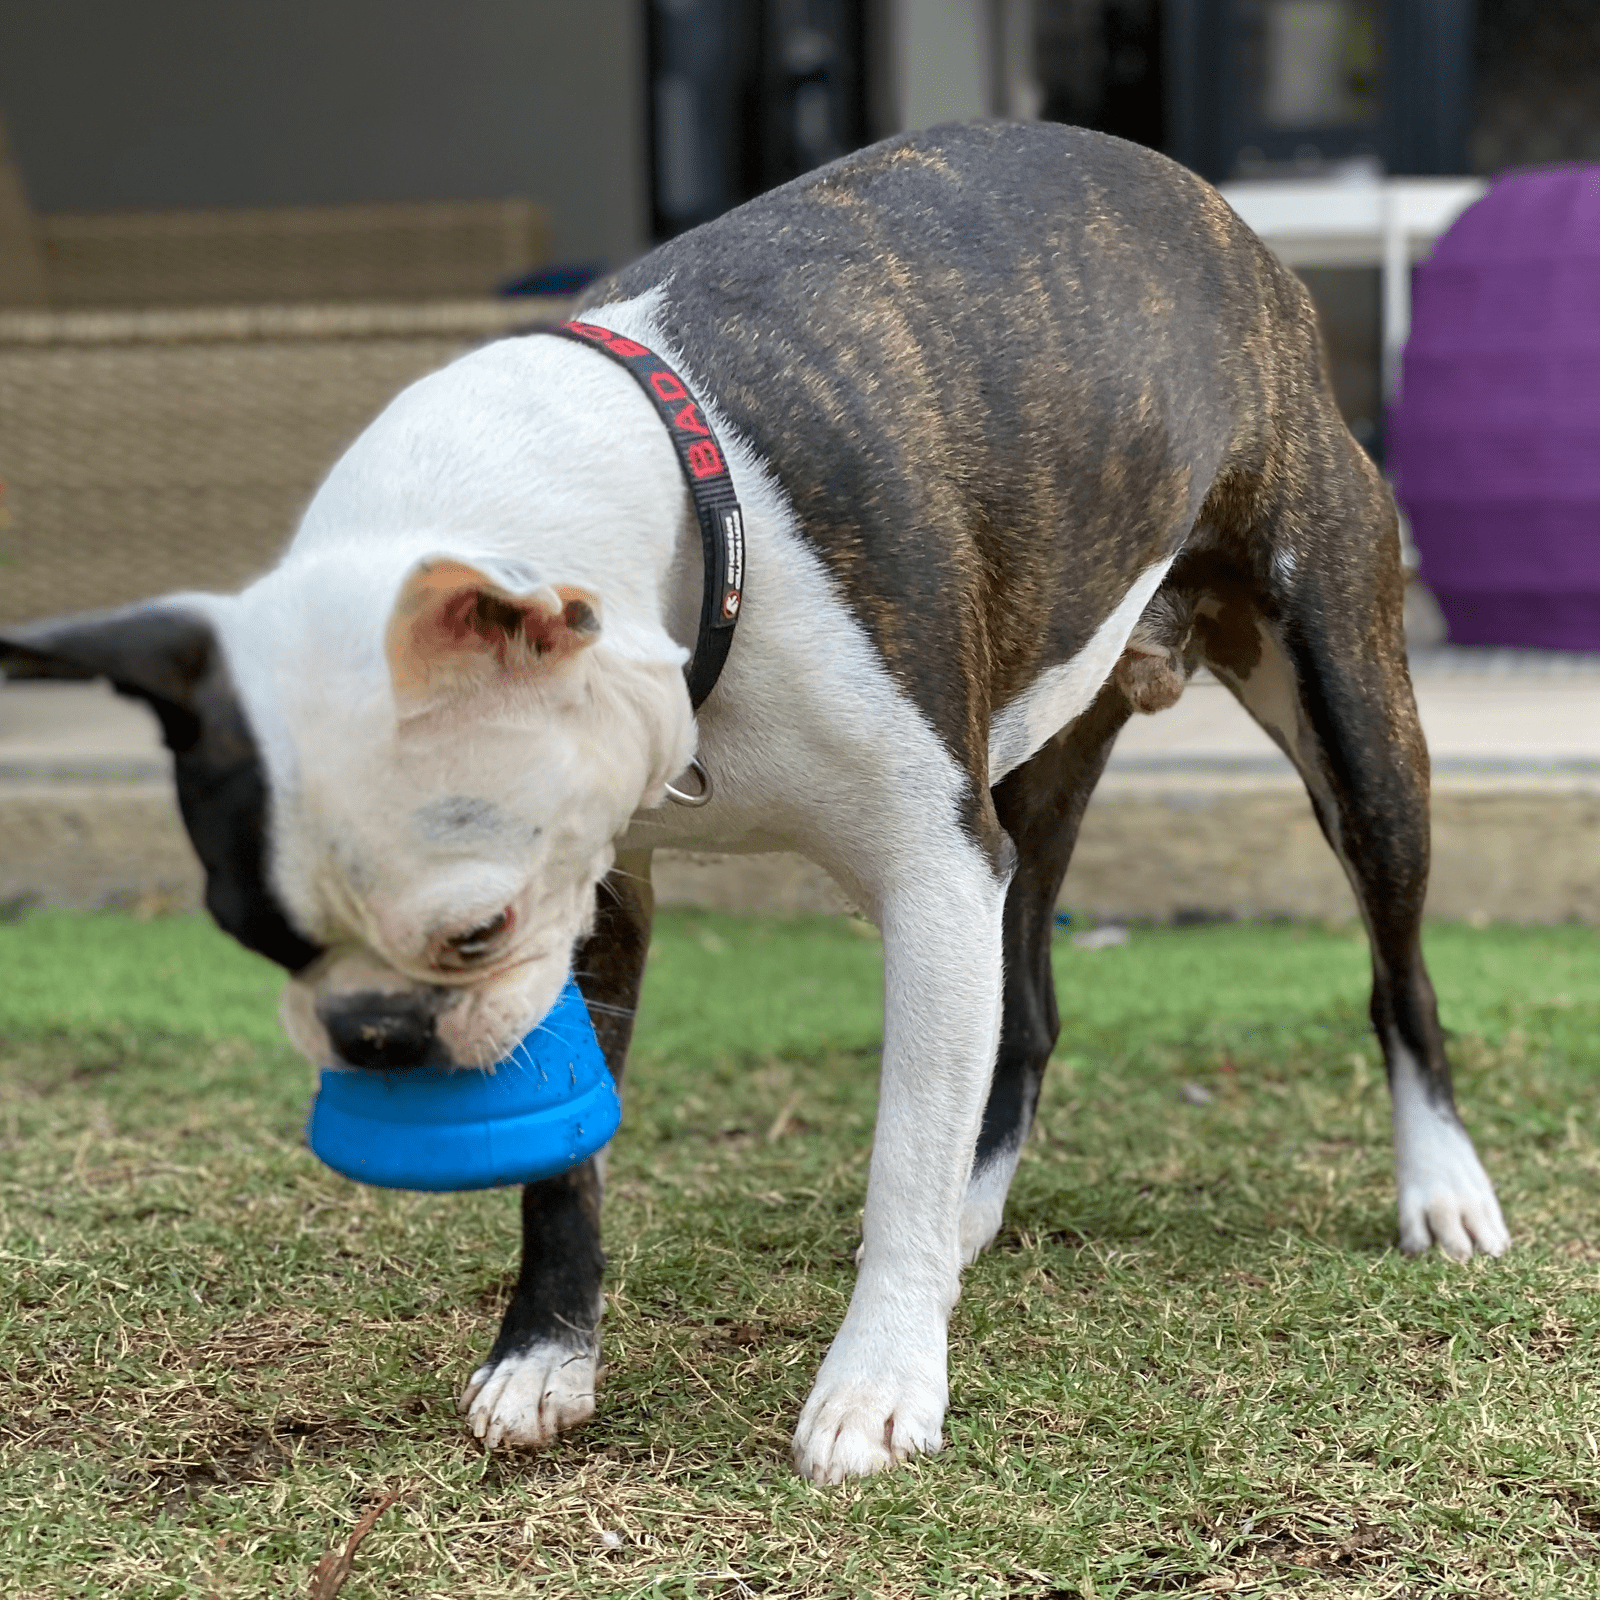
542,320,745,711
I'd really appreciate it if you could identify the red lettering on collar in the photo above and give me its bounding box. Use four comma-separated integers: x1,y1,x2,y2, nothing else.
687,439,724,478
567,321,651,359
649,369,688,403
560,319,722,472
672,400,712,438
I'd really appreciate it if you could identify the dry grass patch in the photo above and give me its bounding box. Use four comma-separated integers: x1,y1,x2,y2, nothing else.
2,912,1599,1596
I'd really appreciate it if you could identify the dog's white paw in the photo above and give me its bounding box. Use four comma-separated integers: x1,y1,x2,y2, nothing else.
1396,1111,1510,1262
959,1149,1019,1264
959,1192,1005,1264
791,1336,947,1485
458,1341,597,1450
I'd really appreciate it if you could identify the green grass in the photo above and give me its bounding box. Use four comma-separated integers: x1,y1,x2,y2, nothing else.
2,908,1599,1598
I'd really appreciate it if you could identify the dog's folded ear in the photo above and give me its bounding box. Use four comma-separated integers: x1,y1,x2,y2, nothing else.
0,601,324,974
386,558,603,701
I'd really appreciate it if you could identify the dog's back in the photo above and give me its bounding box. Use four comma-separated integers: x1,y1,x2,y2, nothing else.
586,121,1352,787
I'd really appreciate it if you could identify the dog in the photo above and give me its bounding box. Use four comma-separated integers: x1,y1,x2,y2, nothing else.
0,122,1509,1485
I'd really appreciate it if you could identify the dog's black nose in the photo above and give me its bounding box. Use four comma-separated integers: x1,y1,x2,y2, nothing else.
319,992,451,1070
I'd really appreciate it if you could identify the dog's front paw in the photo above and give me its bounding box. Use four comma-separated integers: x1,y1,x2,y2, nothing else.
458,1341,598,1450
791,1338,947,1485
1396,1114,1510,1262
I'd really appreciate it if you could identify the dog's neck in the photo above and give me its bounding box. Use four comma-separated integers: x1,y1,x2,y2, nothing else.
281,327,698,676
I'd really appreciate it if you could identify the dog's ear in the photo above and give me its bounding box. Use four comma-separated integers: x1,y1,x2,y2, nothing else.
0,601,218,752
0,602,323,973
386,558,603,700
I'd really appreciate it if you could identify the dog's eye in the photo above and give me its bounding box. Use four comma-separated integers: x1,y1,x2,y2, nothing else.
438,908,514,968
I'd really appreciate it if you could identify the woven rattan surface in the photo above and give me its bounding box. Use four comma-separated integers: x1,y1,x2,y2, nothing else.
32,199,550,309
0,298,568,625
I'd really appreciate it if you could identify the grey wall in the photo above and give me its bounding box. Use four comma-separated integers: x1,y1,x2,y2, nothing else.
0,0,647,267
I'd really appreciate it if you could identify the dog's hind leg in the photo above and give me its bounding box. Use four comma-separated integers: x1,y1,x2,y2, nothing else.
460,849,654,1449
963,688,1134,1261
1195,441,1508,1261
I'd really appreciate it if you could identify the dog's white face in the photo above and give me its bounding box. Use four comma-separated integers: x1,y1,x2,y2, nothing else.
251,556,695,1069
202,335,699,1070
3,330,698,1069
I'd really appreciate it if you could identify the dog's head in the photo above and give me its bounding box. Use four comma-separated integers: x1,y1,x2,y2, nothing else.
2,552,693,1067
4,330,700,1069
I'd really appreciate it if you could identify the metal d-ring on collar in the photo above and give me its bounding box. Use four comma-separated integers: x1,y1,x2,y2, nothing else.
538,319,745,811
663,756,713,807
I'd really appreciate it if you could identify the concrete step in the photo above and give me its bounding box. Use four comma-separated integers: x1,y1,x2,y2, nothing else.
3,656,1598,924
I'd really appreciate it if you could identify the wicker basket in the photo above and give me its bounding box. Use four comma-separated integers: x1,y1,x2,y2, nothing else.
30,199,551,310
0,298,569,625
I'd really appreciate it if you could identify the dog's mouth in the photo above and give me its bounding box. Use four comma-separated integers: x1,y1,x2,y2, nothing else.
283,940,573,1073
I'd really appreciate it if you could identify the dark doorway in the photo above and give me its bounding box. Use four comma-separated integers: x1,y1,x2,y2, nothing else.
1472,0,1600,172
1035,0,1167,152
1164,0,1475,181
646,0,869,241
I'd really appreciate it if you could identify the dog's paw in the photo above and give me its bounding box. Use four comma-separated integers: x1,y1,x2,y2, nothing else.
1396,1114,1510,1262
458,1341,597,1450
958,1152,1018,1264
958,1194,1005,1265
791,1340,947,1485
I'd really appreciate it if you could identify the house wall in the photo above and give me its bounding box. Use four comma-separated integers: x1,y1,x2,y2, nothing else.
0,0,648,268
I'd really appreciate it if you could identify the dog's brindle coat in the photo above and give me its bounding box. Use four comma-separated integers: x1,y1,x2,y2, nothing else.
0,123,1506,1482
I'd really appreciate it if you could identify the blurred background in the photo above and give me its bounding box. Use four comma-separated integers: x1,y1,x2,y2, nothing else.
0,0,1597,927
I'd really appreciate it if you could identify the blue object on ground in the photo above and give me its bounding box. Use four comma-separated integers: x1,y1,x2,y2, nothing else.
306,975,620,1191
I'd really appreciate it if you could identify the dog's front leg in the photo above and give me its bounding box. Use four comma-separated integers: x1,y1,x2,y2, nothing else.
460,852,654,1449
792,848,1007,1484
460,1161,607,1448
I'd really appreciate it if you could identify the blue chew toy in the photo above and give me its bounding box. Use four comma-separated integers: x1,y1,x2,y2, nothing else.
306,975,620,1191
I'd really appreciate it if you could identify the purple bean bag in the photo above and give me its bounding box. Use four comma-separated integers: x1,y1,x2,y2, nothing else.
1389,164,1600,650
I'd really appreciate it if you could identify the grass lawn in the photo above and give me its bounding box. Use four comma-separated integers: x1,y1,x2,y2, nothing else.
2,907,1599,1598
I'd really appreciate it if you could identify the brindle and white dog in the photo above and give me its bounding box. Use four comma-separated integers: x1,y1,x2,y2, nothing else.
1,123,1508,1485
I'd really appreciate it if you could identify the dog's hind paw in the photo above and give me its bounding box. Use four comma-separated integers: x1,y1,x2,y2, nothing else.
459,1341,597,1450
1398,1181,1510,1262
1396,1114,1510,1262
791,1342,946,1485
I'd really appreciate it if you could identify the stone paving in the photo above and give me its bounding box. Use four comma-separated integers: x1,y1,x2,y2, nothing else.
1078,653,1600,925
2,651,1598,923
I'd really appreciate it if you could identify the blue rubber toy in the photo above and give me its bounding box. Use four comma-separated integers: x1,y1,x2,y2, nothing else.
306,975,620,1191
